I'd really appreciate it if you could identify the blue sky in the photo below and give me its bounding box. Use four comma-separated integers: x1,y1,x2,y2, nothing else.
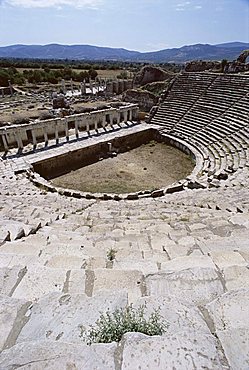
0,0,248,51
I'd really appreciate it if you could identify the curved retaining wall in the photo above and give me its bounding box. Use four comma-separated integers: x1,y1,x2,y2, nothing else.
28,128,203,200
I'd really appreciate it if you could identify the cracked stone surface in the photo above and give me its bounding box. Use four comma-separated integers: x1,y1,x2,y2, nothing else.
0,341,117,370
16,291,128,344
121,332,226,369
0,85,249,370
206,289,249,369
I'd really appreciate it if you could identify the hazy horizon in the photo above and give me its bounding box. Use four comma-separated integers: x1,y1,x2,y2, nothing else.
0,0,248,52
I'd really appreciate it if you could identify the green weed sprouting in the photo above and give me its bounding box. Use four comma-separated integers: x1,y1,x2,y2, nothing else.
106,247,117,261
82,304,168,345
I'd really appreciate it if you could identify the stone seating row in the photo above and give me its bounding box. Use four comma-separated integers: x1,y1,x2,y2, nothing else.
1,154,249,368
151,72,249,183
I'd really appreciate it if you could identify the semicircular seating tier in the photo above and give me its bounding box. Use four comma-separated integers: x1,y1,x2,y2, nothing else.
150,72,249,184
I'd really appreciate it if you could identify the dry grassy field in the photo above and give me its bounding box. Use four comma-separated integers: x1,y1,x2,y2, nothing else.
52,141,194,193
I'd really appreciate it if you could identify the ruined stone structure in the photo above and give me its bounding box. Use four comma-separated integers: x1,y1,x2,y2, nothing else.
185,60,221,72
237,49,249,64
133,65,173,86
122,89,158,112
105,79,133,95
185,50,249,73
0,104,138,152
0,72,249,369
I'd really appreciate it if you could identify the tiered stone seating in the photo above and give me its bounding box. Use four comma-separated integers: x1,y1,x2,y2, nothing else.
151,72,249,182
151,73,217,130
0,177,249,368
0,72,249,369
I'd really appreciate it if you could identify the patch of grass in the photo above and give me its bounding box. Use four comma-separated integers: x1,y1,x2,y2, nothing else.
83,304,168,345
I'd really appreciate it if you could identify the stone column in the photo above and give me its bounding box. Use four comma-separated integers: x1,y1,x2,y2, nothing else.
110,114,114,128
1,134,8,152
8,80,13,97
116,112,121,125
61,79,66,94
43,127,48,147
65,119,69,141
31,130,37,147
89,79,93,95
81,80,86,95
123,111,128,123
55,125,59,145
15,131,23,151
75,120,79,139
102,116,106,129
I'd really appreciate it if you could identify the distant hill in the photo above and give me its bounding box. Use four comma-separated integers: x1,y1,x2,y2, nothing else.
0,42,247,63
215,42,249,48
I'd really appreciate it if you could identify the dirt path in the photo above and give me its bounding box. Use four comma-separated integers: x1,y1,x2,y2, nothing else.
52,142,194,194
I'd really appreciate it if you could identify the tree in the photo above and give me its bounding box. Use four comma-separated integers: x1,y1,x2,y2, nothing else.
0,69,10,86
88,68,98,80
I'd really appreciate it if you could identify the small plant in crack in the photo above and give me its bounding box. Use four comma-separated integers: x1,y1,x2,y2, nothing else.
82,304,168,345
106,247,117,262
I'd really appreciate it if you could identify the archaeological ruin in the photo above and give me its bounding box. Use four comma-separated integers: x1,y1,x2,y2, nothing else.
0,69,249,369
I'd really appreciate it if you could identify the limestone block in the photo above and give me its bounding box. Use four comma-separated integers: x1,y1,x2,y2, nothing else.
0,222,25,241
164,243,190,259
43,242,100,258
210,251,247,269
67,269,86,294
160,255,216,272
206,289,249,331
45,255,88,269
217,328,249,370
177,235,196,247
113,260,158,275
114,248,143,261
168,229,189,242
142,223,172,234
240,251,249,262
223,265,249,290
188,223,207,231
0,266,26,296
149,233,175,252
206,289,249,370
0,341,117,370
17,290,128,344
85,256,107,269
92,269,145,303
12,265,67,301
142,250,170,263
229,214,249,228
134,295,210,334
0,295,30,351
0,227,10,245
118,234,150,251
198,236,248,254
146,267,224,305
121,331,224,369
0,253,43,269
0,239,44,256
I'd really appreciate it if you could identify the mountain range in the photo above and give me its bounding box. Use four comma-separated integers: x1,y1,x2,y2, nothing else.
0,42,248,63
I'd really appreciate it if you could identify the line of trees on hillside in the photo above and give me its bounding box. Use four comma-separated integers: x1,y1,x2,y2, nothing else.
0,58,181,86
0,58,143,71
